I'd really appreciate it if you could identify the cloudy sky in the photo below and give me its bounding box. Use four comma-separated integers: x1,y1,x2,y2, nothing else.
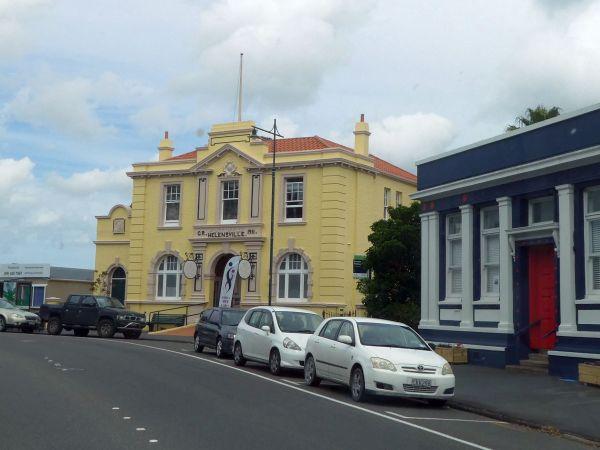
2,0,600,268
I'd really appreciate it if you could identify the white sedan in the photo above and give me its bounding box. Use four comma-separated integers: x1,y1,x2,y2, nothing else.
233,306,323,375
304,317,455,405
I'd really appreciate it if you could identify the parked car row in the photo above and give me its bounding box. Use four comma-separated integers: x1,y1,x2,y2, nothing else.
194,306,455,405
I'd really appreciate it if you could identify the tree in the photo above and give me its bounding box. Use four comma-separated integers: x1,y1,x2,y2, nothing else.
358,202,420,329
91,270,109,295
506,105,561,131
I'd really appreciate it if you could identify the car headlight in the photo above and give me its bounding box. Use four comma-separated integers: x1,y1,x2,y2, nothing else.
371,357,397,372
226,333,235,340
283,337,302,351
117,314,126,321
12,313,25,319
442,362,453,375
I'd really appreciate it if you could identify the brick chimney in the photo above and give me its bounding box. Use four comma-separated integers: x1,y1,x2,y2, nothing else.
354,114,370,156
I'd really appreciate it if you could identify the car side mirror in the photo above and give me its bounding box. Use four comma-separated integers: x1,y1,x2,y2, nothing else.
428,342,437,351
261,325,271,334
338,335,353,345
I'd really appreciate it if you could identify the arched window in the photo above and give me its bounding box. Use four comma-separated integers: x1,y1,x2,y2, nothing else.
277,253,308,301
156,255,182,300
110,267,126,304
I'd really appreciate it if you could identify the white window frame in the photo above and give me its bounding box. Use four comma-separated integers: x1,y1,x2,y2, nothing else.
221,179,240,224
163,184,181,226
480,206,500,301
384,188,391,219
284,176,304,222
277,253,309,302
156,255,182,300
528,195,555,225
446,213,463,298
31,284,47,308
396,191,402,207
584,186,600,300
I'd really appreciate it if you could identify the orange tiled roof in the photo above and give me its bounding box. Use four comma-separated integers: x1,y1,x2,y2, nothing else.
168,150,197,160
166,136,415,182
372,156,417,182
264,136,354,153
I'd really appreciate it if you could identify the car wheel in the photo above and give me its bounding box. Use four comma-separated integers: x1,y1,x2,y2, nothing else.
47,317,63,336
97,319,116,338
215,338,224,358
304,355,321,387
73,329,89,337
123,330,141,339
428,399,448,407
269,349,282,376
233,342,246,366
194,335,204,353
0,316,6,332
350,367,366,402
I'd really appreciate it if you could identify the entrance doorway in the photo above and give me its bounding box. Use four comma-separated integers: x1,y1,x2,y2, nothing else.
213,254,241,307
110,267,126,304
528,245,558,350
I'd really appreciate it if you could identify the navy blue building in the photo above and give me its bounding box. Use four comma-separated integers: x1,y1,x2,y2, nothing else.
413,104,600,379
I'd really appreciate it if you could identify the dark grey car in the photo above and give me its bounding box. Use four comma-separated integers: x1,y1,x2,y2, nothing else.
194,308,247,358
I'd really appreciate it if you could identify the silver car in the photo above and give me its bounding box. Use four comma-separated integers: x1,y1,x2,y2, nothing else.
0,298,41,333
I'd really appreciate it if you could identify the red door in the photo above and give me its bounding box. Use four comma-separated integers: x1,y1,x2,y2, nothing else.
528,245,557,350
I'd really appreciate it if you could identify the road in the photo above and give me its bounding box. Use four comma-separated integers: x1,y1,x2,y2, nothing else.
0,330,593,450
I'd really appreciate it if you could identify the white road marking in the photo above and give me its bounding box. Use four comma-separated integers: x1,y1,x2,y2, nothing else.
104,340,492,450
123,417,131,420
281,379,302,386
149,439,158,443
385,411,506,424
136,428,146,431
48,360,53,363
112,407,120,410
180,348,192,352
54,363,62,367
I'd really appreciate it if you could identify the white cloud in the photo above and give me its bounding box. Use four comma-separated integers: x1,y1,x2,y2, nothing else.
172,0,373,109
0,0,49,59
369,114,456,170
0,156,131,267
0,156,34,192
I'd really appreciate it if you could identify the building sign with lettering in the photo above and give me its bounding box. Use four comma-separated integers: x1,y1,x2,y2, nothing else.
194,225,263,242
0,264,51,279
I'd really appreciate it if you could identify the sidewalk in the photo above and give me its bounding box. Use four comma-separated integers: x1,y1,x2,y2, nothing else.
451,364,600,442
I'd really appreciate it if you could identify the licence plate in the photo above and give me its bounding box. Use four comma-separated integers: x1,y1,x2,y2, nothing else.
411,378,432,387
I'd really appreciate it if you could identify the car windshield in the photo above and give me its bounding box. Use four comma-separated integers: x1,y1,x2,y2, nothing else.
96,297,125,308
357,323,430,350
0,299,17,309
222,310,246,326
275,311,323,333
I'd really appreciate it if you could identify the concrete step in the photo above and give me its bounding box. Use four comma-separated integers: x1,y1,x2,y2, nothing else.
520,359,549,368
506,364,549,375
528,353,549,363
148,323,195,337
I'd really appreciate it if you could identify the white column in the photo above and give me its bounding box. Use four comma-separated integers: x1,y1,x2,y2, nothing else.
556,184,577,333
428,212,440,326
460,205,474,328
497,197,514,332
419,213,431,327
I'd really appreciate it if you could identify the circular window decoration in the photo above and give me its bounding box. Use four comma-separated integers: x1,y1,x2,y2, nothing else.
182,260,198,279
238,259,252,280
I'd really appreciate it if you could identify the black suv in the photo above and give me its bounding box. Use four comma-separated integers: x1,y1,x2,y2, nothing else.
194,308,247,358
39,294,146,339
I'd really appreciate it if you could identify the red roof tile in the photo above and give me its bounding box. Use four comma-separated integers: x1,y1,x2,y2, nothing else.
264,136,353,153
166,136,416,182
372,156,417,182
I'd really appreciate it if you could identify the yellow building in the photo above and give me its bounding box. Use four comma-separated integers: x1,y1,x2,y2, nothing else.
94,116,416,320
